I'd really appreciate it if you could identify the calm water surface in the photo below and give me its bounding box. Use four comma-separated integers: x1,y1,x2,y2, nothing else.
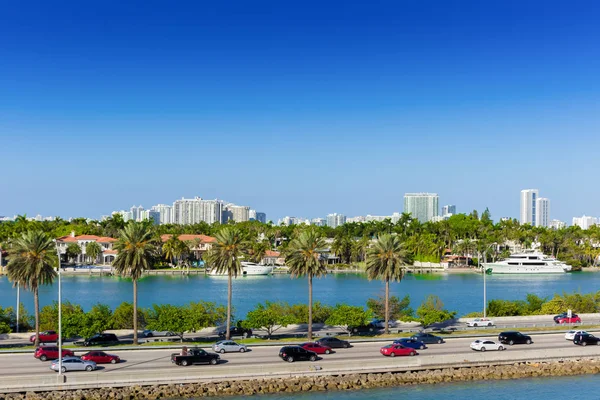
0,271,598,317
205,374,600,400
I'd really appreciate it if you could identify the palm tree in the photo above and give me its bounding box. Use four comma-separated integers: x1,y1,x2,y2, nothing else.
85,241,102,264
112,222,157,344
365,234,408,334
65,243,82,264
205,227,248,340
162,235,183,266
6,231,57,346
285,230,327,340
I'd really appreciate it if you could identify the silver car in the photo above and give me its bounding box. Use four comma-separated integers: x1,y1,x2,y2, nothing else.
212,340,248,353
50,357,97,372
142,330,175,338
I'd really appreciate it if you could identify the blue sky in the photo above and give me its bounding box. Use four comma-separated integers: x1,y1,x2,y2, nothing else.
1,1,599,222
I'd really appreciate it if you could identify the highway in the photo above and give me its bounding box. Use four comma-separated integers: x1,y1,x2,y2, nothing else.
1,332,600,388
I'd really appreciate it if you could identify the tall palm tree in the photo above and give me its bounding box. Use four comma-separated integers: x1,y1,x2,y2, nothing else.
365,234,408,334
6,231,57,346
285,230,327,340
205,227,248,340
112,222,157,344
85,241,102,264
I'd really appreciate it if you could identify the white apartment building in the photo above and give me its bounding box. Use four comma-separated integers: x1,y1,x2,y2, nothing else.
326,213,346,228
172,197,223,225
572,215,598,230
140,209,160,225
549,219,566,229
311,218,326,226
403,193,439,223
520,189,539,226
535,198,550,227
224,204,250,223
151,204,173,224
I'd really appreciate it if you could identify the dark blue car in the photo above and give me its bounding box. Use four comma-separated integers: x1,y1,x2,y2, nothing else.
393,338,427,350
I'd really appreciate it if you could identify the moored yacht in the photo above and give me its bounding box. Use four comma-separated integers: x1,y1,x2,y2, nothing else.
209,262,273,276
482,252,572,274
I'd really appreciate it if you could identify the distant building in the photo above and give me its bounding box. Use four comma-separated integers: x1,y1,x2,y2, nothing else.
172,197,222,225
151,204,173,224
404,193,439,223
549,219,566,229
326,213,346,228
56,232,118,264
255,212,267,223
535,198,550,227
223,204,250,223
140,210,160,225
442,205,456,217
520,189,539,226
112,210,133,221
572,215,598,230
311,218,326,226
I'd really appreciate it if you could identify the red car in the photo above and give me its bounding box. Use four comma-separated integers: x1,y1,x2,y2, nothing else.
556,316,581,324
34,346,74,361
30,330,59,343
380,344,418,357
300,342,333,355
81,351,120,364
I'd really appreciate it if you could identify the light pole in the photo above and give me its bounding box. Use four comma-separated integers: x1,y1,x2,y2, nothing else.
479,242,497,318
53,240,63,379
16,285,19,333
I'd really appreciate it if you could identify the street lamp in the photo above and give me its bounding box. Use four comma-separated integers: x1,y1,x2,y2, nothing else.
53,240,63,379
479,242,497,318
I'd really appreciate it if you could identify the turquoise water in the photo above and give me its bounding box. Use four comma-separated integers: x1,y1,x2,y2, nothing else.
210,374,600,399
0,271,598,317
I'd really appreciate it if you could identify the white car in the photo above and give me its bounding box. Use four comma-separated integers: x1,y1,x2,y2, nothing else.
470,340,505,352
565,330,587,341
467,318,495,327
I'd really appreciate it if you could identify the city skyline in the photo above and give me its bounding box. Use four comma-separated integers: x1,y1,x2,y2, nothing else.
1,2,599,223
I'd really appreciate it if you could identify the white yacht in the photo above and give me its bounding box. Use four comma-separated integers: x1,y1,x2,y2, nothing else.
209,262,273,276
482,252,572,274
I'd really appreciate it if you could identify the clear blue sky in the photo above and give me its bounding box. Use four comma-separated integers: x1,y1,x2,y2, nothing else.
1,1,599,222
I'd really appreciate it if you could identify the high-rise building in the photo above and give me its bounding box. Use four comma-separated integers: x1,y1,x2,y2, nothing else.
572,215,598,230
535,198,550,227
151,204,173,224
140,210,160,225
130,205,145,222
249,209,257,221
549,219,566,230
403,193,439,223
224,204,250,222
311,218,326,226
255,212,267,224
172,197,222,225
520,189,539,226
326,213,346,228
442,205,456,217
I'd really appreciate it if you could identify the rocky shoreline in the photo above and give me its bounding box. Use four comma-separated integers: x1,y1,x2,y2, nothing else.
2,358,600,399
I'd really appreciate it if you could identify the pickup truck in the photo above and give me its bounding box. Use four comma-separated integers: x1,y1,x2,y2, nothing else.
170,348,220,366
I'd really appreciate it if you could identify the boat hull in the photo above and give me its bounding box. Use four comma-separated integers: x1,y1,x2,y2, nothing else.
209,264,273,276
482,263,570,274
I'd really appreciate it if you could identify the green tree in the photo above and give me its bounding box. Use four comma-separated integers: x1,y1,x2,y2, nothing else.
111,302,146,329
85,241,102,264
288,302,332,324
66,243,82,263
325,304,372,336
112,222,157,344
285,229,327,340
243,301,296,339
81,304,113,338
416,295,456,328
367,294,414,321
6,231,57,346
146,304,189,341
39,301,85,339
205,227,248,340
365,234,408,334
187,301,227,332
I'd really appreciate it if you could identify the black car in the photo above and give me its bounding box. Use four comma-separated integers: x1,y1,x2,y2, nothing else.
171,348,220,366
410,333,445,344
218,326,253,338
349,323,381,334
82,333,120,347
278,346,318,363
574,333,600,346
316,337,351,349
498,331,533,345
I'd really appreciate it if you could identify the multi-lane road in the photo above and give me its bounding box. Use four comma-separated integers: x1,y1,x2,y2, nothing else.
1,332,600,393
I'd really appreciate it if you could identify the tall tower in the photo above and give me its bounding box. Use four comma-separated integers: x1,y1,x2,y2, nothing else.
403,193,439,223
535,198,550,227
520,189,539,226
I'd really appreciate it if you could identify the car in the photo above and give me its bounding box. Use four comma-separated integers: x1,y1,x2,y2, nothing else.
553,312,568,322
278,346,318,363
498,331,533,345
565,330,587,341
300,342,333,355
82,333,120,347
349,323,380,334
30,330,59,343
171,348,220,366
50,357,97,372
218,326,253,338
380,344,418,357
34,346,74,361
371,319,394,329
467,318,495,327
142,330,175,338
470,340,505,352
212,340,248,353
393,338,427,350
410,332,445,344
80,351,120,364
556,315,581,324
573,333,600,346
316,337,351,349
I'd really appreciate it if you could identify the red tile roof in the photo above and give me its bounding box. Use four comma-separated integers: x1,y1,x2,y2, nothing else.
265,250,281,257
57,235,116,243
161,234,216,244
103,249,118,255
97,237,117,243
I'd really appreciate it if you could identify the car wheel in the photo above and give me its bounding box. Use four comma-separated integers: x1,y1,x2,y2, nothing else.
85,365,93,372
287,356,294,363
220,349,226,354
526,339,532,345
410,351,416,356
488,323,492,327
481,347,486,352
509,340,514,346
420,345,425,350
596,341,600,346
181,360,189,366
390,352,396,357
309,355,317,362
582,342,587,346
40,355,48,361
61,366,66,373
437,339,442,344
343,343,349,349
166,332,172,337
111,359,117,364
210,358,218,365
473,323,478,327
243,332,249,338
240,348,246,353
499,346,505,351
325,349,331,354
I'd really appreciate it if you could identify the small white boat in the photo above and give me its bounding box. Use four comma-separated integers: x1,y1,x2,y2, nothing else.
209,262,273,276
482,251,572,274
